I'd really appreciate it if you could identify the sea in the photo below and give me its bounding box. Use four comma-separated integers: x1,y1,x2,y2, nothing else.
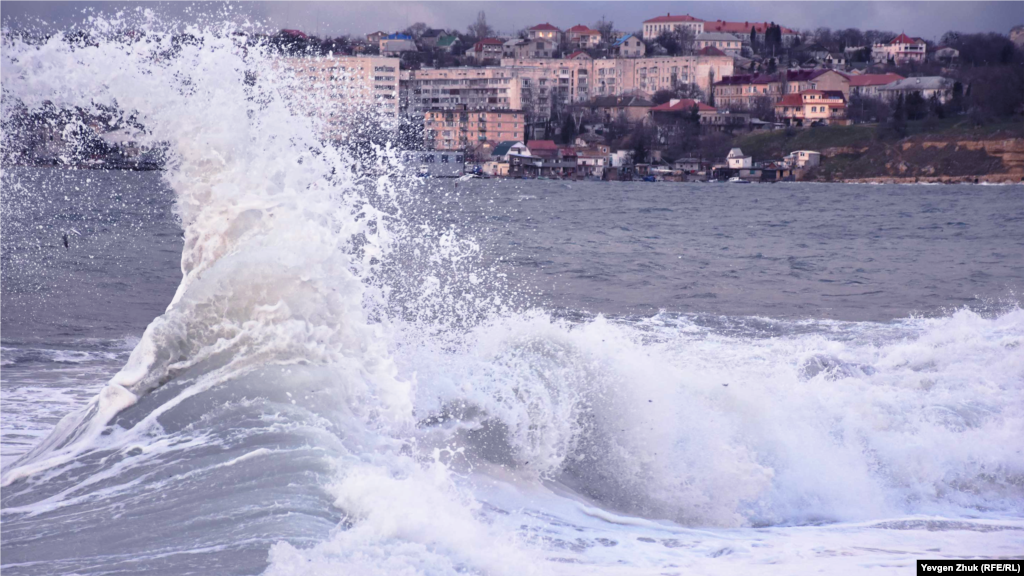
2,22,1023,576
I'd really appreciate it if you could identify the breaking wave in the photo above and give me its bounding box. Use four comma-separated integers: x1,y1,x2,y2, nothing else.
2,16,1023,575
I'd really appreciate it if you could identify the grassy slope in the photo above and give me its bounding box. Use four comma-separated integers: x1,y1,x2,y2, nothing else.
734,118,1024,180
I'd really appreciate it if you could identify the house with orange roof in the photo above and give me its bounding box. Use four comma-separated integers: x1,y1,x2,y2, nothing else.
774,90,848,126
872,33,927,64
567,25,602,49
642,14,705,41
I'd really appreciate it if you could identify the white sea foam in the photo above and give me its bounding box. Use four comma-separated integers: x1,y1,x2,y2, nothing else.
2,18,1023,576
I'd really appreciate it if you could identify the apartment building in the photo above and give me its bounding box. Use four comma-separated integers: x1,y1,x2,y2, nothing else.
424,108,526,150
279,55,401,139
500,57,594,118
592,51,734,98
403,67,521,119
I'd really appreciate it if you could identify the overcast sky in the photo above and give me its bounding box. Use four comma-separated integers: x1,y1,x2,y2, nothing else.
3,1,1021,41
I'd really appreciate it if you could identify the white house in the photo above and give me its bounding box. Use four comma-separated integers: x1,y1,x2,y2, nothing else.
872,33,927,64
784,150,821,168
726,147,752,169
491,141,531,161
878,76,954,104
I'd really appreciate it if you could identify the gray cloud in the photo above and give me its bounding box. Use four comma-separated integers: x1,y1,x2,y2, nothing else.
2,1,1021,40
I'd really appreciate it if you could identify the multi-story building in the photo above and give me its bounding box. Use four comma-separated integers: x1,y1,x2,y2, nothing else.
774,90,847,125
872,33,927,64
784,69,851,100
643,15,797,45
695,32,745,56
714,69,850,110
877,76,954,103
611,34,646,58
634,49,734,94
464,38,504,62
702,20,798,45
591,50,733,98
279,55,401,139
380,33,417,55
847,73,904,98
713,74,784,109
528,23,562,43
642,14,705,40
424,107,526,150
403,67,521,119
512,38,559,59
499,57,594,118
566,25,602,49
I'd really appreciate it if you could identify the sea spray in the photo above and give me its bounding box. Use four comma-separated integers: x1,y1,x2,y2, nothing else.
2,15,1024,576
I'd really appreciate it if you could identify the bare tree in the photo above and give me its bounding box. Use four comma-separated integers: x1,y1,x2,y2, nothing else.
594,17,615,45
467,11,494,40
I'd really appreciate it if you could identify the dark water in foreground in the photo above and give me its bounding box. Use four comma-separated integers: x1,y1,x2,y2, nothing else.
4,168,1023,343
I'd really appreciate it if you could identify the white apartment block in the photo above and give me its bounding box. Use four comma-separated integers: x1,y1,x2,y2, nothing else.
279,55,400,139
642,14,705,41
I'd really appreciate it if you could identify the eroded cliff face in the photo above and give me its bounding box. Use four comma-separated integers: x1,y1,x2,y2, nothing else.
816,137,1024,183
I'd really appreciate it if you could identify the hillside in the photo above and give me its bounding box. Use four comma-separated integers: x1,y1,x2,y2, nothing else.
733,119,1024,183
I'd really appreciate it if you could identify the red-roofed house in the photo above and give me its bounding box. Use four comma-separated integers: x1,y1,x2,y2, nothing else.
464,38,504,62
567,50,592,61
702,21,798,45
774,90,848,126
529,23,562,43
650,98,717,113
872,33,927,64
567,25,602,49
642,14,705,40
848,73,905,98
697,46,728,57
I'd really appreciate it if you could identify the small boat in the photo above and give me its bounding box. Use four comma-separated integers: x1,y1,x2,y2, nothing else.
416,165,430,178
642,175,657,182
457,173,477,182
728,177,751,184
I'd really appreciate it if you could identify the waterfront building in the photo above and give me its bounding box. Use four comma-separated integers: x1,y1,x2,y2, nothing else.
424,108,526,151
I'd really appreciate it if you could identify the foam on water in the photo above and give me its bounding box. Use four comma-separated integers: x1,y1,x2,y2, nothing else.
2,16,1023,576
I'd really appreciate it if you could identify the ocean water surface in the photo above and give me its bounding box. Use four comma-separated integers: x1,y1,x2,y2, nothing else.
2,21,1023,576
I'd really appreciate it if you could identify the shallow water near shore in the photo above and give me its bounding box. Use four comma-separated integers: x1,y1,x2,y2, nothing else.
2,25,1023,576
